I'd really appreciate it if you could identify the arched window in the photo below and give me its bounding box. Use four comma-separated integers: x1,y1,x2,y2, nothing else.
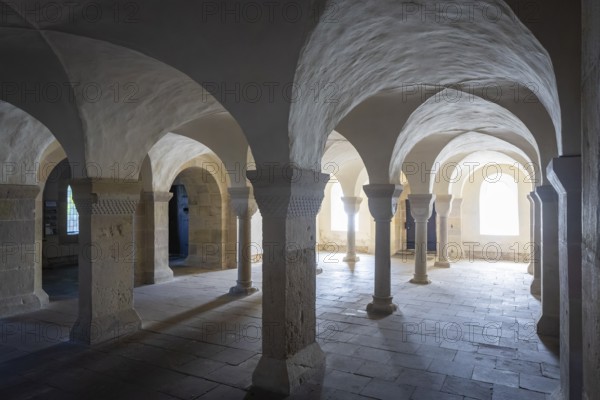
66,185,79,235
479,173,519,236
330,182,358,231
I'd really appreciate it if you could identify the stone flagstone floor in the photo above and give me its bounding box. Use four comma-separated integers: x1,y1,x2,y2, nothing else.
0,254,560,399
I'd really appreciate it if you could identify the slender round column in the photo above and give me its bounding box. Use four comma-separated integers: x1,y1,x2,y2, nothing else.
228,187,258,295
363,184,403,315
433,194,452,268
341,197,362,262
408,194,435,284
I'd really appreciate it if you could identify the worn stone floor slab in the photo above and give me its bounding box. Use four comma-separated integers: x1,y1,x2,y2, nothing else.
0,255,559,399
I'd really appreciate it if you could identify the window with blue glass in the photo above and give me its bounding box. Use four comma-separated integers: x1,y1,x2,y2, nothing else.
66,185,79,235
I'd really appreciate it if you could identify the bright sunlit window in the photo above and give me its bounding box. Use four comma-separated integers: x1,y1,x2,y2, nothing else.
479,173,519,236
330,182,358,231
67,185,79,235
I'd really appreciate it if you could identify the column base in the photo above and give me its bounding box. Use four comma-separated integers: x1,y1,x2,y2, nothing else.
410,275,431,284
536,314,560,337
70,308,142,345
0,290,49,318
252,342,325,395
229,282,259,296
434,261,450,268
366,296,398,315
530,278,541,296
139,267,174,285
343,254,360,262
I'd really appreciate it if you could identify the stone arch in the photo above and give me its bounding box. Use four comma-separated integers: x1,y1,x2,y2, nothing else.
0,100,76,317
136,133,235,285
432,133,538,195
321,131,368,197
0,101,60,185
318,131,374,259
290,0,560,169
1,29,233,180
449,153,533,263
1,5,312,171
390,91,544,193
171,167,225,269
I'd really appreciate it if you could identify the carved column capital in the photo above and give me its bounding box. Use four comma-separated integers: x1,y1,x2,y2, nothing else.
341,196,363,215
434,194,453,217
0,184,40,199
70,178,141,215
363,184,403,222
408,194,435,222
247,167,328,219
228,186,258,218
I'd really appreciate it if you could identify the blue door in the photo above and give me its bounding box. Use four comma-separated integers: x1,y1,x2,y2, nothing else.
405,199,437,251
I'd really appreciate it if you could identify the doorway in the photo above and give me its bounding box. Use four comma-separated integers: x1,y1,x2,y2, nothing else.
168,184,189,259
405,199,437,252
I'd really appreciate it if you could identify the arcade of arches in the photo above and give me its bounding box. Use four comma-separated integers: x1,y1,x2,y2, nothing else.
0,1,598,399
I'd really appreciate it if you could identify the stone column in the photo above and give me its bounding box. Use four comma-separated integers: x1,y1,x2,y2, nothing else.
548,156,582,400
582,3,600,397
70,179,141,345
363,184,403,315
534,185,560,337
249,167,327,395
228,187,259,295
0,185,48,317
222,194,238,269
408,194,435,284
448,197,463,261
140,191,173,284
434,194,452,268
341,196,362,262
526,194,534,275
530,192,542,295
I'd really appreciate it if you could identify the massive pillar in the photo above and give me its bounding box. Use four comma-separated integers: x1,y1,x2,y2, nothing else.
363,184,403,315
408,194,435,284
249,167,327,395
548,157,582,400
228,187,258,295
341,196,362,262
139,191,174,284
434,194,452,268
70,179,141,345
530,192,542,295
0,185,48,317
526,194,534,275
582,2,600,397
534,185,560,337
